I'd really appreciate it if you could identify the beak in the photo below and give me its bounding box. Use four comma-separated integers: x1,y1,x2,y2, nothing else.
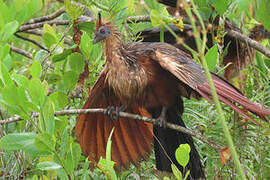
93,33,102,44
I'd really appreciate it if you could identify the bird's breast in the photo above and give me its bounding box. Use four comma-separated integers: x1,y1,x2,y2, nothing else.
105,56,148,105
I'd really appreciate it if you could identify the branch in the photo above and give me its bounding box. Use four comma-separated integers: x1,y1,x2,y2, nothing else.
24,29,73,45
10,45,32,59
26,7,65,24
226,29,270,58
14,33,50,52
18,20,69,32
0,108,223,150
127,15,270,58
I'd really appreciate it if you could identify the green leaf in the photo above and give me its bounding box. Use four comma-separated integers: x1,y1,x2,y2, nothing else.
150,9,163,27
30,60,42,78
28,78,45,105
12,74,29,88
49,92,68,110
40,97,55,134
42,32,57,49
256,0,270,31
175,144,191,168
1,20,19,41
63,70,78,89
34,133,55,153
80,32,93,59
212,0,231,15
68,52,84,74
0,44,10,59
205,44,218,71
171,163,182,180
97,128,117,180
0,133,36,151
0,61,13,86
37,161,61,171
64,0,84,21
52,48,73,62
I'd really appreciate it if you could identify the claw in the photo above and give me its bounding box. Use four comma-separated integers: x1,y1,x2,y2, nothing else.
154,107,168,128
104,106,127,120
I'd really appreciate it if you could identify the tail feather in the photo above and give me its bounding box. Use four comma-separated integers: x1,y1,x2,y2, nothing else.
196,74,270,124
75,96,153,170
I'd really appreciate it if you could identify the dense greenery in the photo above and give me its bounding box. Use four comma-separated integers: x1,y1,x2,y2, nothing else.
0,0,269,179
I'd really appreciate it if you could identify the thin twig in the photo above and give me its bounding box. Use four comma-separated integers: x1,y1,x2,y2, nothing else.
26,7,66,24
24,29,73,45
127,15,270,58
10,45,32,59
226,29,270,58
18,20,69,32
0,108,223,150
14,33,50,52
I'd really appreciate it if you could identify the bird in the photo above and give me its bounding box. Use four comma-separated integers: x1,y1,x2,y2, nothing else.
75,14,270,179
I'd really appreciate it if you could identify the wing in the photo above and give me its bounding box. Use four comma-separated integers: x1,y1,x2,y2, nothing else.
75,70,153,170
146,43,270,124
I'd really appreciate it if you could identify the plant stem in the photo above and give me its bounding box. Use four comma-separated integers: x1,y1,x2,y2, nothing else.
187,0,247,179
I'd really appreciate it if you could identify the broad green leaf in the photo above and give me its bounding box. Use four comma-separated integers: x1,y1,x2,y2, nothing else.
256,0,270,31
28,78,45,105
43,24,56,37
63,70,78,89
80,32,93,59
0,132,46,157
49,91,68,110
68,52,84,74
40,97,55,134
64,0,84,20
59,127,69,156
0,44,10,59
0,61,13,86
34,133,55,153
37,161,61,171
13,74,29,88
30,60,42,78
52,48,73,62
212,0,231,15
43,32,57,49
0,133,36,151
2,20,19,41
205,44,218,71
171,163,182,180
175,144,191,168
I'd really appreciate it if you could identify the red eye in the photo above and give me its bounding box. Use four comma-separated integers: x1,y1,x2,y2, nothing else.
100,28,105,34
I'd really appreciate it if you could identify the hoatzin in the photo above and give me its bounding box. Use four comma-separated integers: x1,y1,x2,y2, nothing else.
75,15,270,179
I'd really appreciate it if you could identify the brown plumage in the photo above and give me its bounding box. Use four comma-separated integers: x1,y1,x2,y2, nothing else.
75,15,270,179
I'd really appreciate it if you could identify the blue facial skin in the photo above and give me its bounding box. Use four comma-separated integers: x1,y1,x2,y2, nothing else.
93,26,111,44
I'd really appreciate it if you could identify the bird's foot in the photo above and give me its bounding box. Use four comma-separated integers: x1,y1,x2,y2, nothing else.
154,107,168,128
104,106,127,120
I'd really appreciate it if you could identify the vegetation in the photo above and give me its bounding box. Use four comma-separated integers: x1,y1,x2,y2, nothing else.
0,0,269,179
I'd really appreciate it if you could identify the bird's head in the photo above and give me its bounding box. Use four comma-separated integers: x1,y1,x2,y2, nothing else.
93,13,112,44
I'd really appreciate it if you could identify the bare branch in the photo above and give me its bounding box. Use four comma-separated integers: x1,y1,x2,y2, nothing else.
10,45,32,59
14,33,50,52
127,15,270,58
18,20,69,32
126,15,151,23
24,29,73,45
0,108,223,150
26,7,65,24
226,29,270,58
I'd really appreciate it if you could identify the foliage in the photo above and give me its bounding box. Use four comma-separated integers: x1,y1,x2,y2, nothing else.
0,0,269,179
